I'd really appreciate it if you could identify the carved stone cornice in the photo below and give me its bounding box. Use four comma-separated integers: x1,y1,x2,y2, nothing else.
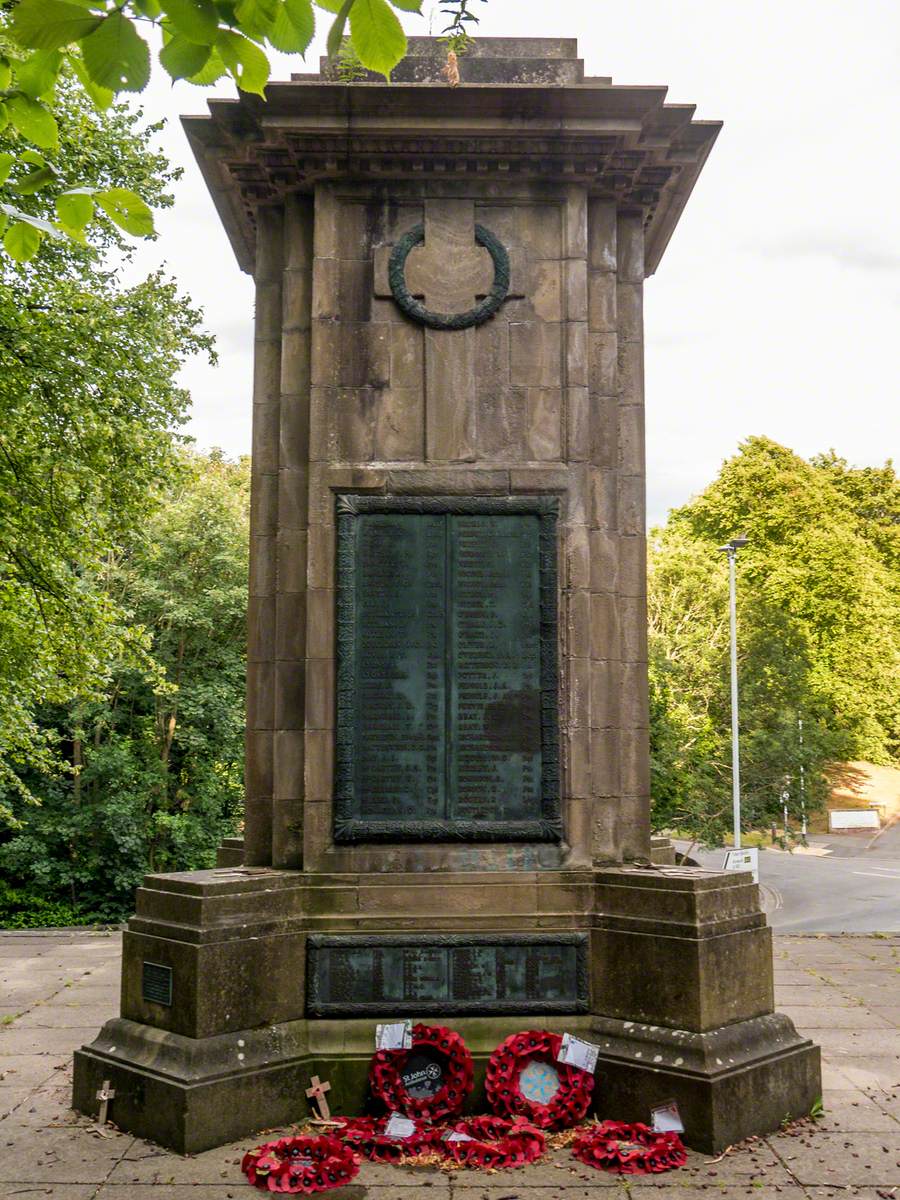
183,57,720,276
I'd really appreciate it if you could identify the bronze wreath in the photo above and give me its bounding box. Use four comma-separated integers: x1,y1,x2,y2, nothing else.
334,1115,440,1162
572,1120,687,1174
485,1030,594,1130
439,1114,546,1170
241,1134,359,1194
388,222,510,330
369,1022,474,1121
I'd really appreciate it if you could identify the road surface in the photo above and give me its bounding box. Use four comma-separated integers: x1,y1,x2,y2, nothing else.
678,821,900,932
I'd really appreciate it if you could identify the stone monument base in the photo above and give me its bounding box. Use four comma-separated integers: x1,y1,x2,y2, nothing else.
73,864,820,1154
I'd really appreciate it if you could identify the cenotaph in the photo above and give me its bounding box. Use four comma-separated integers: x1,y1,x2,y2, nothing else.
73,37,820,1154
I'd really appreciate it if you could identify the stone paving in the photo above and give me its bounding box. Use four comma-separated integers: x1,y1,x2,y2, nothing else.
0,931,898,1199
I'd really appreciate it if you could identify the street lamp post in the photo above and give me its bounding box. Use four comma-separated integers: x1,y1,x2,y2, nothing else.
718,537,749,849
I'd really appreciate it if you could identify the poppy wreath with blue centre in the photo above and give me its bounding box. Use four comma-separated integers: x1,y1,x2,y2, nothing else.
439,1114,546,1170
333,1115,441,1162
485,1030,594,1131
241,1134,360,1193
369,1022,474,1121
571,1120,687,1174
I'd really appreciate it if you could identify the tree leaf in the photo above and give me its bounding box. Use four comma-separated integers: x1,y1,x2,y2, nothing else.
0,57,12,91
160,0,219,43
216,29,269,95
349,0,406,78
315,0,343,12
234,0,278,40
388,0,421,10
134,0,164,16
57,190,96,230
9,0,102,51
268,0,314,53
96,187,155,236
4,221,43,262
68,54,115,110
0,153,15,185
325,0,354,59
81,13,152,94
6,95,59,149
14,166,58,195
185,47,227,84
15,50,64,101
0,204,61,236
159,33,212,80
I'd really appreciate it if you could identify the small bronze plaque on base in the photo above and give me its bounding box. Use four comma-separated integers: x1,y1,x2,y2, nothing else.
142,961,173,1006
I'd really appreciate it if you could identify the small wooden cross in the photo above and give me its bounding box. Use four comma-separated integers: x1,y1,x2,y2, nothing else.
96,1079,115,1125
305,1075,331,1119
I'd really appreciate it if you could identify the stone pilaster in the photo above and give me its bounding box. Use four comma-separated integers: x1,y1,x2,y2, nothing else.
273,195,314,869
586,198,621,861
614,214,650,860
244,207,283,866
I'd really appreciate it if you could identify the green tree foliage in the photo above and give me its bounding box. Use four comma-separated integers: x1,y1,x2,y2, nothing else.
650,437,900,843
1,0,477,260
0,450,249,922
0,69,213,822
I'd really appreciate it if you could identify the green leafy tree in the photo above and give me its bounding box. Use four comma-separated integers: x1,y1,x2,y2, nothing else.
0,72,213,822
0,0,477,261
0,450,249,920
650,437,899,843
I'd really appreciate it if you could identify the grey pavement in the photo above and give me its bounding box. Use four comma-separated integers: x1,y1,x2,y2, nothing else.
1,930,899,1198
679,823,900,933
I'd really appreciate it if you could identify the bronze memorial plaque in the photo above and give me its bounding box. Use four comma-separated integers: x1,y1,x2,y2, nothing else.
334,496,559,842
307,934,587,1016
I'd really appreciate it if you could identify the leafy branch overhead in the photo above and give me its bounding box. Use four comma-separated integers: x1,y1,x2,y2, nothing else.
1,0,459,261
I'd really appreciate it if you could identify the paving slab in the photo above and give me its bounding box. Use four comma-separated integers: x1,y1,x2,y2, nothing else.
0,1122,135,1183
767,1128,900,1187
780,1005,895,1029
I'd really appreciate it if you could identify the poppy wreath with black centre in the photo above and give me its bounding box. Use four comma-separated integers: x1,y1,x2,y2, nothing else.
485,1030,594,1130
369,1022,474,1121
333,1115,441,1162
439,1115,547,1170
241,1134,360,1194
571,1121,687,1175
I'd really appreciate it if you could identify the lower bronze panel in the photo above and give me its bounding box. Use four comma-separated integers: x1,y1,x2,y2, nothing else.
306,933,588,1016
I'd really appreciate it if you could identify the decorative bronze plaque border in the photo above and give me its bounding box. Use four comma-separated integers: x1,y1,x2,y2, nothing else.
334,494,560,843
306,933,588,1017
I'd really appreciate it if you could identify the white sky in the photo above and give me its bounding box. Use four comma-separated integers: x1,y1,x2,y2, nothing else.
126,0,900,527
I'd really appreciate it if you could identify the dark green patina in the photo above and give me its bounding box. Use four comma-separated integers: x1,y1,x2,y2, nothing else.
388,222,510,329
307,934,587,1016
334,495,559,842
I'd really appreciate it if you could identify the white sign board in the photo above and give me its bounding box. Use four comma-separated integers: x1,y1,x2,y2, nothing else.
829,809,879,831
722,847,759,883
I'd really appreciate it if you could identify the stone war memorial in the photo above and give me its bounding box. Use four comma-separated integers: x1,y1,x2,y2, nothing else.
73,37,820,1156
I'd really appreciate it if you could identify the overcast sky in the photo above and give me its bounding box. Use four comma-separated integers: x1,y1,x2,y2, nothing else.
126,0,899,527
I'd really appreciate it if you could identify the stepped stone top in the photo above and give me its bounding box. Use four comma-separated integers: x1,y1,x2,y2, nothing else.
182,35,720,275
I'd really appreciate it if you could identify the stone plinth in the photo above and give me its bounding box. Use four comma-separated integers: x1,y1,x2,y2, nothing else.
73,36,819,1155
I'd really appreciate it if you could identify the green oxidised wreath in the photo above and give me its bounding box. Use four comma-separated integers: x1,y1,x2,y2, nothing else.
388,222,510,330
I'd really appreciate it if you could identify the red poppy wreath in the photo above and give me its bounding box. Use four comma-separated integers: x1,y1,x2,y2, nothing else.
439,1115,546,1170
241,1134,359,1194
369,1022,474,1120
485,1030,593,1130
572,1120,687,1175
334,1115,440,1162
